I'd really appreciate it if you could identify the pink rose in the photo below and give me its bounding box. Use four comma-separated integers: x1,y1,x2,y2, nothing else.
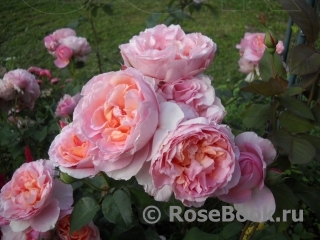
3,69,40,110
54,45,73,68
0,79,15,101
51,77,60,84
219,132,276,222
238,57,255,74
157,74,225,122
0,160,73,232
136,102,240,207
44,28,76,56
60,36,91,62
276,40,284,54
0,216,9,227
0,225,51,240
44,35,59,54
120,24,216,81
56,209,100,240
73,67,159,180
52,28,76,42
49,122,99,179
55,93,81,117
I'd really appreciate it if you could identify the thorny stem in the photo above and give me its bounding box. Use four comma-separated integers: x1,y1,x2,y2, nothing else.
239,221,252,240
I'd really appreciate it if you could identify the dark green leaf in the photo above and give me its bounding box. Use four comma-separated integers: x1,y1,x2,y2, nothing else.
298,134,320,161
101,4,114,15
290,45,320,75
102,190,133,230
311,104,320,126
34,127,47,142
91,5,99,17
127,187,154,209
221,221,243,238
70,197,100,234
241,76,288,96
299,231,317,239
251,225,287,240
146,13,162,28
279,111,314,133
294,223,303,234
278,0,320,43
259,51,287,81
241,104,272,129
110,225,146,240
282,87,304,96
277,96,314,120
183,227,222,240
273,130,316,164
269,183,299,232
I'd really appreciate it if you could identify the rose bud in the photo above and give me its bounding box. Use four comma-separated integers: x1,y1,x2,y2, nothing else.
265,168,283,185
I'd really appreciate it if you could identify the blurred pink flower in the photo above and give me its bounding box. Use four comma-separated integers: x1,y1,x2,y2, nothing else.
55,93,81,117
54,45,73,68
51,78,60,84
0,225,52,240
60,36,91,62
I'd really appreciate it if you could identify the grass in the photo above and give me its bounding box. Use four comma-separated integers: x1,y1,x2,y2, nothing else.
0,0,290,87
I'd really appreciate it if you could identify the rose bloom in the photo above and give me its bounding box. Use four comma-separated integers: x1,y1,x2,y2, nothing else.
44,28,76,55
3,69,40,110
237,32,284,62
56,209,100,240
0,225,51,240
157,74,225,123
219,132,276,222
0,79,15,101
136,102,240,207
49,122,99,179
73,67,159,180
60,36,92,62
120,24,216,81
0,160,73,232
54,45,73,68
55,93,81,117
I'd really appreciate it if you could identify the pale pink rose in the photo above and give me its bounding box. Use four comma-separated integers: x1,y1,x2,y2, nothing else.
73,67,159,180
157,74,225,122
136,102,240,207
49,122,99,179
237,33,266,62
55,93,81,117
60,36,91,62
219,132,276,222
0,79,16,101
56,209,100,240
54,45,73,68
120,24,216,81
52,28,76,42
238,57,255,74
1,225,52,240
0,216,9,227
0,160,73,232
3,69,40,110
44,35,59,54
276,40,284,54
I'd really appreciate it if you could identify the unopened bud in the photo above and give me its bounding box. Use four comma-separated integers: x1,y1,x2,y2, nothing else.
266,168,283,185
265,30,279,54
60,172,77,184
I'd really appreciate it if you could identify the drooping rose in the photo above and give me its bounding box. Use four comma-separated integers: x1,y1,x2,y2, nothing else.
120,24,216,81
56,209,100,240
219,132,276,222
0,160,73,232
3,69,40,110
73,67,159,180
49,122,99,179
55,93,81,117
0,225,52,240
54,45,73,68
60,36,92,62
136,102,240,207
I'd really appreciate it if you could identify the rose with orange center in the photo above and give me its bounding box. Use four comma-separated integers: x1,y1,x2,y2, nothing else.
56,209,100,240
73,67,159,180
136,103,240,207
0,160,73,232
49,123,99,179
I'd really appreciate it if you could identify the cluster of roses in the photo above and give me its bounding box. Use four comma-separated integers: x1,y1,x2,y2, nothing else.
237,32,284,82
0,160,100,240
44,28,91,69
48,24,277,222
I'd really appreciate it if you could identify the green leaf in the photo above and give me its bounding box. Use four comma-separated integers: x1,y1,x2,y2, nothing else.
91,5,99,17
277,96,314,120
127,187,154,209
273,130,316,164
102,190,133,230
279,111,314,133
101,3,114,15
282,87,304,97
294,223,303,234
311,104,320,126
34,127,47,142
290,45,320,75
221,221,243,239
183,227,222,240
146,13,162,28
299,231,317,239
251,225,287,240
241,76,288,96
269,183,299,232
297,135,320,162
70,197,100,234
241,104,272,129
278,0,320,43
259,51,287,81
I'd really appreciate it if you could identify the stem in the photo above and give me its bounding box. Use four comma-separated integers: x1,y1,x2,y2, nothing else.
83,179,109,192
99,171,110,188
270,53,277,79
246,222,259,240
89,11,103,74
239,221,252,240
